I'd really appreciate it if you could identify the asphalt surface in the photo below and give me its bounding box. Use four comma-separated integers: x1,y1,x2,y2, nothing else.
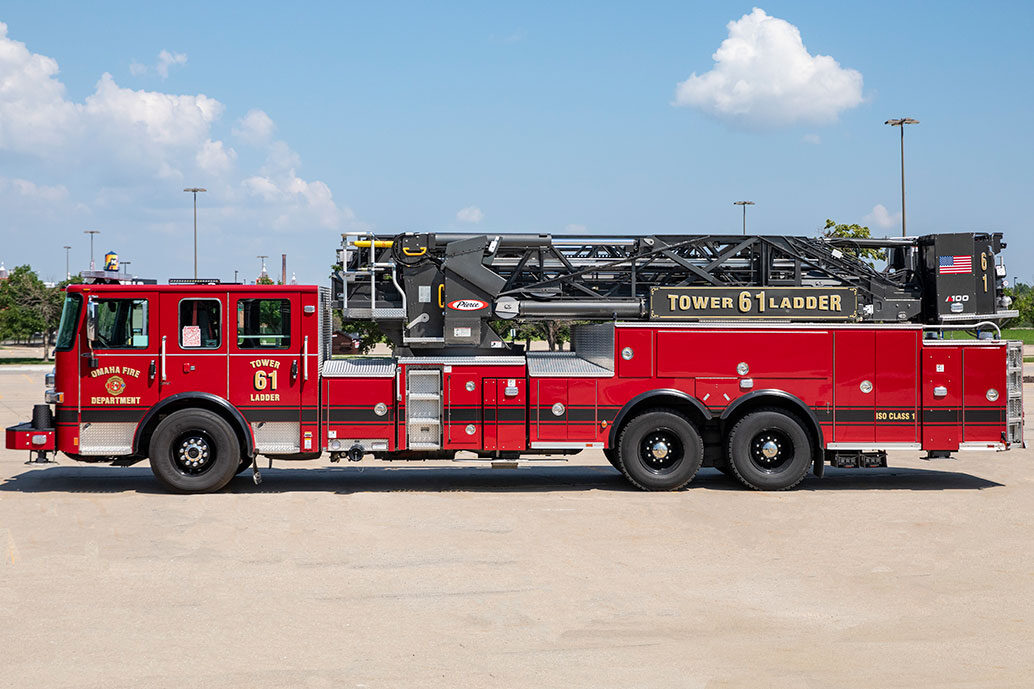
1,365,1032,688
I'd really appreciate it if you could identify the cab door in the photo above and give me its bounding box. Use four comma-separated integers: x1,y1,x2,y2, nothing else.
228,293,304,454
158,292,228,400
78,289,161,455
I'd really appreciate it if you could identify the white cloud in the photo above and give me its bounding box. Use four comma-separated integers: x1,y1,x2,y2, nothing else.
864,203,901,230
129,50,187,79
674,8,863,128
0,176,68,202
0,22,358,281
457,206,484,223
233,109,276,145
196,139,237,175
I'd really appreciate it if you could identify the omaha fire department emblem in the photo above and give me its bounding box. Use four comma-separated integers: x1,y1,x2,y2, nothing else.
105,375,126,397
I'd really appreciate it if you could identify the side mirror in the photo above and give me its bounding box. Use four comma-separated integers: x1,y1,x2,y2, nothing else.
85,299,98,343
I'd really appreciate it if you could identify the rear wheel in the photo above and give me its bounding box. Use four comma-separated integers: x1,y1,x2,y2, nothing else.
617,409,704,491
149,409,241,493
726,409,812,491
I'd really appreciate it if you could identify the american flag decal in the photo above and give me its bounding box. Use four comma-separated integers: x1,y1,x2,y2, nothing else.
939,255,973,274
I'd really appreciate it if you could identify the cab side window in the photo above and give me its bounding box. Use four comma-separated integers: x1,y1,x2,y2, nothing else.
179,299,221,348
237,299,291,349
95,298,149,349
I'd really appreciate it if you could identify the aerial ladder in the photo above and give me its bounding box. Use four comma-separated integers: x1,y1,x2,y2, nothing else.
333,231,1015,354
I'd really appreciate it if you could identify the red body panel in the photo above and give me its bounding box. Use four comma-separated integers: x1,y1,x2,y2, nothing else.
960,346,1008,444
322,376,395,450
834,330,875,443
875,330,920,443
922,347,962,450
12,284,1018,466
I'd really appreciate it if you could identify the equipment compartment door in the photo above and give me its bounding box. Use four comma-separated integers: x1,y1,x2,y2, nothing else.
228,295,304,453
922,347,962,450
533,379,569,442
875,330,919,443
483,378,526,451
833,330,876,443
444,370,480,449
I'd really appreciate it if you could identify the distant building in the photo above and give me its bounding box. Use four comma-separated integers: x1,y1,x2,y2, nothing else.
0,262,8,280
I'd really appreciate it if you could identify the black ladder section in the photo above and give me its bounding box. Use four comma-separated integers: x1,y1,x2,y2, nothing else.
332,231,1014,353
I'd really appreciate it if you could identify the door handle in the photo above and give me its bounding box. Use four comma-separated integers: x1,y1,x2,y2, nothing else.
933,386,948,398
291,360,299,381
303,336,309,381
148,360,156,381
160,336,167,382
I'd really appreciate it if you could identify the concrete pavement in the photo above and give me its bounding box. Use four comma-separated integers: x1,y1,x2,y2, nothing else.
1,367,1032,688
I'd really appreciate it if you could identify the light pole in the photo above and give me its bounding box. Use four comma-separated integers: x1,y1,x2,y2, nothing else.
733,201,755,235
183,187,207,278
122,261,131,278
885,118,918,237
84,230,100,270
63,245,71,280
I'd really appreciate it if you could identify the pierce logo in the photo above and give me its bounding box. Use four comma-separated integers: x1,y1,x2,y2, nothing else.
105,375,126,396
447,299,487,311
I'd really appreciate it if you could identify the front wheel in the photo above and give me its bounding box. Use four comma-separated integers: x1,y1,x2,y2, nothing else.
726,409,812,491
617,409,704,491
149,409,241,493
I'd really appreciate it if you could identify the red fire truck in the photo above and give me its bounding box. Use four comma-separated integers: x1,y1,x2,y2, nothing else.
6,231,1024,493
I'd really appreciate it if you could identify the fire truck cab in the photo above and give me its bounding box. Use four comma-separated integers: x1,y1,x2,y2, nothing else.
8,283,326,491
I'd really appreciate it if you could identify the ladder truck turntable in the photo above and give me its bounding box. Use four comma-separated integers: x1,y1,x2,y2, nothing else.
6,230,1024,493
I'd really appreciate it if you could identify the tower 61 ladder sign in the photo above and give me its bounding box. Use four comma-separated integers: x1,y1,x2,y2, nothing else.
6,229,1024,493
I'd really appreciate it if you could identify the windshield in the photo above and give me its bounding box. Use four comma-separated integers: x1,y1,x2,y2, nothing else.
95,298,149,349
55,294,82,351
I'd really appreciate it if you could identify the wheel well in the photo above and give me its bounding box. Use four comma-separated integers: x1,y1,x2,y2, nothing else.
609,391,710,448
720,395,823,461
134,397,252,459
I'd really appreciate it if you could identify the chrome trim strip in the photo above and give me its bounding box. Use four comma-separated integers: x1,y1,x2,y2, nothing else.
825,442,921,451
529,441,604,450
958,442,1006,451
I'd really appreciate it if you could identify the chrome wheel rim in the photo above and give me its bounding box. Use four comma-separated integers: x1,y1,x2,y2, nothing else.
639,430,684,475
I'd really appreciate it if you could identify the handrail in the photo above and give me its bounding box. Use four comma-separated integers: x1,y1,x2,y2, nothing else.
923,320,1002,340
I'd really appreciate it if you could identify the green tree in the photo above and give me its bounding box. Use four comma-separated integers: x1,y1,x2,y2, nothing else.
0,266,80,360
822,219,886,263
333,311,391,355
1012,290,1034,328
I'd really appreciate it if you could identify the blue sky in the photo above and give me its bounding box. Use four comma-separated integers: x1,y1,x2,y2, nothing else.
1,1,1032,285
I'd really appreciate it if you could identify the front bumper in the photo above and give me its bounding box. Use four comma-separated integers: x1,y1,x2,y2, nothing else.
6,422,56,451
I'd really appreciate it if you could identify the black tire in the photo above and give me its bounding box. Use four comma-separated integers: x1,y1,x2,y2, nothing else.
236,456,254,475
617,409,704,491
603,448,621,471
715,464,737,478
148,409,241,493
726,409,812,491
